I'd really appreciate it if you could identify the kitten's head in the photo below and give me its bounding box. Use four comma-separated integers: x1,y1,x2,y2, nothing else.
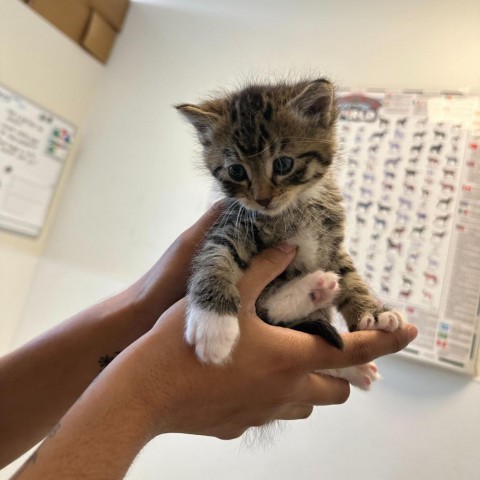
176,79,338,216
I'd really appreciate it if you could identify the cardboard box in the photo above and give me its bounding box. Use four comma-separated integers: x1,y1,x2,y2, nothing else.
28,0,91,43
27,0,129,63
73,0,129,30
82,11,117,63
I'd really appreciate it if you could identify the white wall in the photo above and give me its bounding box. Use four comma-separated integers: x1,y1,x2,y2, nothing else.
0,0,103,353
3,0,480,478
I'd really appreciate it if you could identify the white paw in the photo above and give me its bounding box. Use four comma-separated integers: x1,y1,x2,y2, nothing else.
185,306,240,364
321,363,380,391
261,270,340,323
357,309,405,332
343,363,381,391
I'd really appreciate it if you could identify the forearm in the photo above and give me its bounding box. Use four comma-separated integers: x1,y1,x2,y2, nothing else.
7,243,418,479
0,208,220,468
0,288,155,468
10,342,157,480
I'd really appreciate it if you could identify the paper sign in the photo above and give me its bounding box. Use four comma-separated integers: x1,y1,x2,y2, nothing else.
0,84,76,236
337,90,480,374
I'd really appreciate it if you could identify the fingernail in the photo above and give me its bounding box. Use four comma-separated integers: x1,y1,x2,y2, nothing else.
276,244,296,253
406,325,418,341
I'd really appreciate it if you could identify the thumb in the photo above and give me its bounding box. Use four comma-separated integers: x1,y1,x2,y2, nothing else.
237,245,297,310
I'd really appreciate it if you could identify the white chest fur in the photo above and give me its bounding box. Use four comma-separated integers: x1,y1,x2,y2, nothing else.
288,231,318,272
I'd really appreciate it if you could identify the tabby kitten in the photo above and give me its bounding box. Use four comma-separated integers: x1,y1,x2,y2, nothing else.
177,78,404,389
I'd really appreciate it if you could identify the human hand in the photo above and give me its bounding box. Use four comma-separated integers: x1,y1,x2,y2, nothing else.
0,203,225,470
9,245,416,480
125,245,418,440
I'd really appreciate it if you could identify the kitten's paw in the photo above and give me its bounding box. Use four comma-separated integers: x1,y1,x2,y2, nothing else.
357,309,405,332
344,363,380,391
186,306,240,364
309,271,339,308
321,363,380,391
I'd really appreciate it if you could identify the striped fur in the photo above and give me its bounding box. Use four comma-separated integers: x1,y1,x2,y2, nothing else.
178,78,391,363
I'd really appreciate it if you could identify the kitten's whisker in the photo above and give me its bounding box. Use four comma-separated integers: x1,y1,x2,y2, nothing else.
234,203,244,242
218,199,242,237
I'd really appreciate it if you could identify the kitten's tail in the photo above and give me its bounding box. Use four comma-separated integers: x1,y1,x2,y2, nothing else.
291,320,344,349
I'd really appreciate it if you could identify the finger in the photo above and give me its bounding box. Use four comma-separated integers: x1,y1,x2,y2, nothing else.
295,372,350,406
295,323,418,371
236,245,297,310
276,404,314,421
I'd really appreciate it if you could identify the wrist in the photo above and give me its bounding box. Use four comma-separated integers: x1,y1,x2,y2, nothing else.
115,283,162,333
87,340,164,444
123,331,179,436
11,344,162,480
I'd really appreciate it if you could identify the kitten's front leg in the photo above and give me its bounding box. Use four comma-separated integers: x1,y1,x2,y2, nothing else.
320,248,405,390
186,234,252,364
333,248,405,332
186,304,240,365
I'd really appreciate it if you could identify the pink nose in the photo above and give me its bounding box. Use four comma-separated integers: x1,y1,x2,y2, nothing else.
256,198,271,207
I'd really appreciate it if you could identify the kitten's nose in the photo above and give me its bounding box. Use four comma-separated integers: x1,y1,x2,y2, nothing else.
256,197,272,208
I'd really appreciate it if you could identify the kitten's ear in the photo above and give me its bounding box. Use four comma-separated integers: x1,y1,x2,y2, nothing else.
290,79,336,128
176,103,220,145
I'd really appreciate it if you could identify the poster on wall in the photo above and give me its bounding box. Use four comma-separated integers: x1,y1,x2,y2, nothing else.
336,89,480,375
0,83,76,237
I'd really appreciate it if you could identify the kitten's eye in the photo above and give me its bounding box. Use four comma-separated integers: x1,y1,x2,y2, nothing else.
273,156,294,175
228,164,248,181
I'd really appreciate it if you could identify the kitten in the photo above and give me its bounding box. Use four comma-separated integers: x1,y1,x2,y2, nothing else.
177,78,404,390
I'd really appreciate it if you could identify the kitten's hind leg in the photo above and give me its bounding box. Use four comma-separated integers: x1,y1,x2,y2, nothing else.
292,308,343,350
259,270,340,324
319,363,380,391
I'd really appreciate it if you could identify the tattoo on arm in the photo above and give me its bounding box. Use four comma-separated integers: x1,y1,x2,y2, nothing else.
10,423,61,479
12,350,123,478
98,350,122,371
46,422,61,439
10,451,39,480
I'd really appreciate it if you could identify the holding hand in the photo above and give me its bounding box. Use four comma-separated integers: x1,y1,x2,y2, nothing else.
6,204,417,479
126,244,418,440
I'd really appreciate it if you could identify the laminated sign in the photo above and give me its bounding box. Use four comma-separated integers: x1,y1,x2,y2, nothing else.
0,84,76,236
336,90,480,374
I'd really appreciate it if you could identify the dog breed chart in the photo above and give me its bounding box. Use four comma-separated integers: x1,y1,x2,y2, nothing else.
0,84,75,236
336,90,480,373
